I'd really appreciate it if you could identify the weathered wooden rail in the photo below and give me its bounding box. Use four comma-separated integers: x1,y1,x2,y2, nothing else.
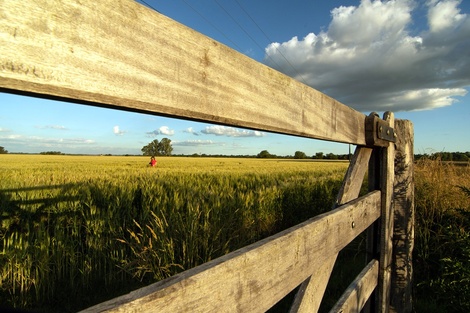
0,0,414,312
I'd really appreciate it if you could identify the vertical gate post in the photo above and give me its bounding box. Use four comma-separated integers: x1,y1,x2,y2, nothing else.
390,119,414,313
365,112,396,313
376,112,395,313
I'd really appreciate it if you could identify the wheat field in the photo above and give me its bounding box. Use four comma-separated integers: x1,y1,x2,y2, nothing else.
0,154,348,311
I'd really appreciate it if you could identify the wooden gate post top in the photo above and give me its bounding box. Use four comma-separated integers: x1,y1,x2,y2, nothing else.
365,112,397,147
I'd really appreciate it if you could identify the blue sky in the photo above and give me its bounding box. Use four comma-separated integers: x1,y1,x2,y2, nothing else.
1,0,469,156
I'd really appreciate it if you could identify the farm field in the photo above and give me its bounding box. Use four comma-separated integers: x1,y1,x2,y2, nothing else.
1,155,351,312
3,154,468,312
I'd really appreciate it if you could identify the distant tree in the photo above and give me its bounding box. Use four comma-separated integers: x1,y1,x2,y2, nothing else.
141,138,173,156
142,139,159,156
326,153,338,160
432,152,470,162
158,138,173,156
314,152,324,159
0,146,8,154
452,152,469,162
257,150,274,158
294,151,307,159
40,151,63,155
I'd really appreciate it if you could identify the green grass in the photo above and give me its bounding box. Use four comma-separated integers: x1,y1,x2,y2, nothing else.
0,155,349,312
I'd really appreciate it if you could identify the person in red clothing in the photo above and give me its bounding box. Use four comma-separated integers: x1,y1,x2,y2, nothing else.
149,156,157,167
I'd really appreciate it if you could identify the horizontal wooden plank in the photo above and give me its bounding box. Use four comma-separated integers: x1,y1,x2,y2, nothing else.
0,0,367,145
329,260,379,313
80,191,381,313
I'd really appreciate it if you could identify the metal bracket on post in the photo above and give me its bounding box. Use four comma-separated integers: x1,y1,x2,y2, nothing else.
365,112,396,147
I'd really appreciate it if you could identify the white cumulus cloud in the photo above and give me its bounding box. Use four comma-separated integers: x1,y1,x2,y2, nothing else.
113,125,126,136
184,127,200,136
35,125,68,130
0,134,95,146
173,139,217,146
146,126,175,137
201,125,266,137
264,0,470,112
159,126,175,136
428,0,466,32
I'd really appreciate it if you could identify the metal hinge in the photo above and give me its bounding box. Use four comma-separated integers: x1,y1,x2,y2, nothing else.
365,112,396,147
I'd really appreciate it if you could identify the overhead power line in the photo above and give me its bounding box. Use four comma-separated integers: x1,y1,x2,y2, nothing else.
138,0,243,51
139,0,159,13
233,0,309,85
180,0,244,51
138,0,308,85
213,0,289,75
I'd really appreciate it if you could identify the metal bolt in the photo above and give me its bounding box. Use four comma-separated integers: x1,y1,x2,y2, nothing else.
351,221,355,228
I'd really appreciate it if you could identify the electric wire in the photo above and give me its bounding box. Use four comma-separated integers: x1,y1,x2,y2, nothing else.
233,0,309,85
178,0,246,52
212,0,287,76
138,0,243,52
139,0,159,13
213,0,264,52
138,0,307,85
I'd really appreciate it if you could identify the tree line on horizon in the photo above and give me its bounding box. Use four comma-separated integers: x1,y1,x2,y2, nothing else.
1,144,469,161
415,151,470,162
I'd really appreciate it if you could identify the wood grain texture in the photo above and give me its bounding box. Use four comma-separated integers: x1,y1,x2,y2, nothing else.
291,145,373,313
329,260,379,313
363,147,381,313
0,0,367,144
80,191,381,313
377,112,395,313
289,257,337,313
335,146,373,207
390,119,414,313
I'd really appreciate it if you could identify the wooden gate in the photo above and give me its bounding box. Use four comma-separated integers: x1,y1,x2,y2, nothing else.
0,0,414,312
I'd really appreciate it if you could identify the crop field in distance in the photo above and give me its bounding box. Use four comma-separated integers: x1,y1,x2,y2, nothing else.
2,154,468,312
1,154,351,312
